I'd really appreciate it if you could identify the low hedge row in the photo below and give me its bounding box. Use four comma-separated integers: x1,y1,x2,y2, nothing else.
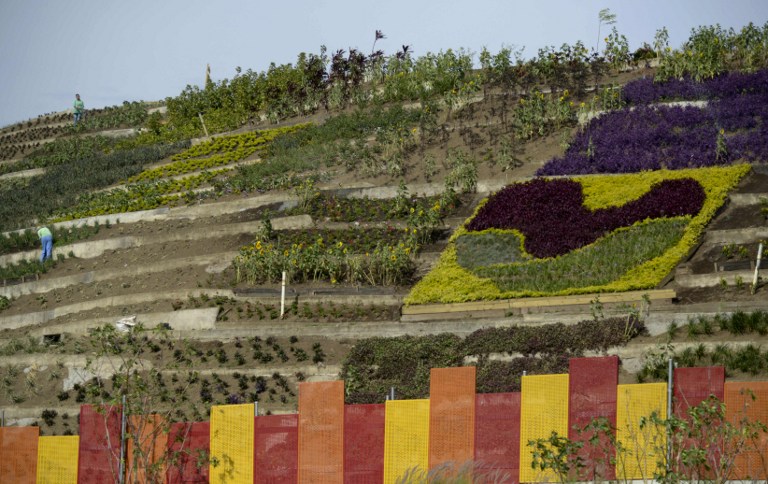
341,317,643,403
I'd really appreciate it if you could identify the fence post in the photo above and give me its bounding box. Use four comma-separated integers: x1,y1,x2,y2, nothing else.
666,358,674,472
118,395,127,484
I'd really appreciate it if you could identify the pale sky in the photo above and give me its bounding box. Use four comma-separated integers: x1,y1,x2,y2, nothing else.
1,0,766,127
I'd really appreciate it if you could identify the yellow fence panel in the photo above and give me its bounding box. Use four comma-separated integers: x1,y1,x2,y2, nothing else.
210,403,254,484
616,383,667,480
384,399,430,484
519,374,569,483
36,435,79,484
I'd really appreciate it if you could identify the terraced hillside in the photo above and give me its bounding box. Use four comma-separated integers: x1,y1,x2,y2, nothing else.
1,24,768,444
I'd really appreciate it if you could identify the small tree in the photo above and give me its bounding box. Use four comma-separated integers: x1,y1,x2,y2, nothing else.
596,8,617,53
82,323,205,484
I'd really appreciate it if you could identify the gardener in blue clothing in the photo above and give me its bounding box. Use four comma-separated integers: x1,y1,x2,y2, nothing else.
73,93,85,126
37,226,53,262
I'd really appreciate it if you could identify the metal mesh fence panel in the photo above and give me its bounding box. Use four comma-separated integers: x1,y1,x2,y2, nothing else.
475,393,520,484
674,366,725,416
166,422,210,484
0,426,38,484
298,381,345,483
126,414,167,484
429,367,475,471
568,356,618,481
519,374,569,483
383,399,430,484
725,381,768,480
615,383,667,480
209,403,255,484
78,404,122,484
36,435,79,484
344,404,384,484
254,413,298,484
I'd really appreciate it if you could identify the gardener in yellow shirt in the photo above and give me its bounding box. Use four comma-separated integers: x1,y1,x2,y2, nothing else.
37,226,53,262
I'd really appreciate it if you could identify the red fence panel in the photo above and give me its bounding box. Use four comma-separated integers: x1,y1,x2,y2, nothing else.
0,426,38,484
475,393,520,483
254,414,298,484
166,422,210,484
674,366,725,416
673,366,725,479
569,356,618,481
344,404,385,484
78,404,122,484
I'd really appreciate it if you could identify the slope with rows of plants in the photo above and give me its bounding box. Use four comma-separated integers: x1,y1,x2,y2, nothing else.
0,19,767,448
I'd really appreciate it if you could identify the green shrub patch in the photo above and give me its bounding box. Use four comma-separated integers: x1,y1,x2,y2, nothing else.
472,218,687,293
342,317,643,403
455,230,529,269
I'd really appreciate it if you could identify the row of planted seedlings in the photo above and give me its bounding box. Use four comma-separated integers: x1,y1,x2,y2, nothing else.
639,310,768,382
233,179,466,287
181,294,399,323
17,310,768,433
0,325,340,434
0,221,119,292
48,124,309,222
0,102,152,163
0,313,643,435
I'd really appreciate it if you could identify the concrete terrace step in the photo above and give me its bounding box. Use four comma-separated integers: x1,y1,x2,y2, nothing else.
730,193,768,206
401,289,676,317
28,307,220,336
0,168,44,181
1,214,311,266
675,269,765,288
0,290,404,333
0,289,236,330
704,227,768,245
0,251,239,299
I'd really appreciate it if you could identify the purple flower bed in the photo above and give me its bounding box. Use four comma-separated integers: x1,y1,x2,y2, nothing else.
622,70,768,104
538,105,720,175
538,77,768,176
466,177,705,258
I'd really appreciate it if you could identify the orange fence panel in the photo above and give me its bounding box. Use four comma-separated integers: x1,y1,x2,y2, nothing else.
298,380,345,483
569,356,618,481
166,422,210,484
126,414,167,484
36,435,79,484
725,381,768,480
255,414,298,484
0,426,39,484
429,366,475,472
78,404,122,484
475,393,520,483
344,404,384,484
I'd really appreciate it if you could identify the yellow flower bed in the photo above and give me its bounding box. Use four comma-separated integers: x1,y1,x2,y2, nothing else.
171,123,311,161
405,164,751,305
